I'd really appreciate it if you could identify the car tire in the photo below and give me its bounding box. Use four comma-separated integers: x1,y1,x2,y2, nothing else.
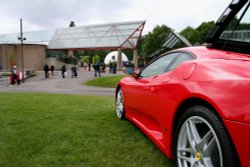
116,88,125,119
174,105,239,167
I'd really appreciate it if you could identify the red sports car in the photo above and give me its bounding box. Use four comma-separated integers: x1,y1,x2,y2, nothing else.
116,0,250,166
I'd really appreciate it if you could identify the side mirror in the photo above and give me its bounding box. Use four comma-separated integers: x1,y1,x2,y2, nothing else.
122,67,139,78
124,67,134,75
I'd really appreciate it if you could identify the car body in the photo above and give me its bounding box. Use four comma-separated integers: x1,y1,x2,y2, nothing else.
115,0,250,166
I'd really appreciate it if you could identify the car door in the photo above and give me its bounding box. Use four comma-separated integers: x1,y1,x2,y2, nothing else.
122,75,152,115
125,53,181,116
146,52,195,126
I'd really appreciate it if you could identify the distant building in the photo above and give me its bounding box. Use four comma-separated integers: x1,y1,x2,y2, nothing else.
0,44,46,71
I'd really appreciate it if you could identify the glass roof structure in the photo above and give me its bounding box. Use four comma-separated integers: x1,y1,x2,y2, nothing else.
48,20,145,50
0,20,145,50
0,29,55,45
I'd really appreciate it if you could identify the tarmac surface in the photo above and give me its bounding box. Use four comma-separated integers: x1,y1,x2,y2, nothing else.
0,69,120,97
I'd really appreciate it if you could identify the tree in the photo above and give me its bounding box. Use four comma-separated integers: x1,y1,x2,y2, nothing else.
92,55,100,64
137,36,145,55
238,23,250,30
196,21,215,44
141,25,172,61
75,50,84,59
80,56,90,63
180,26,201,45
122,50,133,61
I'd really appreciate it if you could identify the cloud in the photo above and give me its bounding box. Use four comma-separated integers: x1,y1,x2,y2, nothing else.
119,0,229,33
0,0,230,34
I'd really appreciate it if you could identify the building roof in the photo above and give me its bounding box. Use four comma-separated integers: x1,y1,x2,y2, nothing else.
0,29,55,45
48,20,145,50
0,20,146,50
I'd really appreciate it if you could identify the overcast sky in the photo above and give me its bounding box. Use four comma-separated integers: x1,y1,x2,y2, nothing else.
0,0,230,35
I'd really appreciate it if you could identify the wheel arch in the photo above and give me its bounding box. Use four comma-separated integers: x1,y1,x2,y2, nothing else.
115,84,121,99
169,97,240,165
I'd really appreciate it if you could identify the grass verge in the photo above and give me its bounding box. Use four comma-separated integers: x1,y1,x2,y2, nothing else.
85,74,128,88
0,93,173,167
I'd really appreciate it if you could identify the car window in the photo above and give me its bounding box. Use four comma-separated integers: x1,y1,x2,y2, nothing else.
220,2,250,43
167,53,194,71
139,53,178,78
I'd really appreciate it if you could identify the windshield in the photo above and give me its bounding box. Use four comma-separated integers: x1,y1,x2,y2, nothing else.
219,2,250,43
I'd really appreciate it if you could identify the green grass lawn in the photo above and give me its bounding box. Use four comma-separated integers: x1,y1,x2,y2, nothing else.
0,93,173,167
85,74,128,88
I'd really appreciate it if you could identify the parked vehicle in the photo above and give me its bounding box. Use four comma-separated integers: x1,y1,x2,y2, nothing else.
116,0,250,166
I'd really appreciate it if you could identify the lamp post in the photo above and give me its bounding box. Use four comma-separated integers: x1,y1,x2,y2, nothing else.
18,18,26,83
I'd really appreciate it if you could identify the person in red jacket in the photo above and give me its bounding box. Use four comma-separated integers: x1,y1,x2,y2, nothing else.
11,66,20,85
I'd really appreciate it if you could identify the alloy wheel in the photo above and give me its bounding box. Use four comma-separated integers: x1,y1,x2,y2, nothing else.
177,116,223,167
116,89,124,119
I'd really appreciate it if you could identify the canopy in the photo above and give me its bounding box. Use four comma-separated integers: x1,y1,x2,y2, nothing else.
48,20,146,50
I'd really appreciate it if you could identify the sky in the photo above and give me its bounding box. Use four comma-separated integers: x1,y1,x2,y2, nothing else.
0,0,231,35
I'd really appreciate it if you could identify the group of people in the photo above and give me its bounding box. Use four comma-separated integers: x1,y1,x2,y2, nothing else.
109,62,117,74
43,60,139,79
10,61,136,86
43,63,55,78
43,63,78,79
82,62,92,71
61,64,78,78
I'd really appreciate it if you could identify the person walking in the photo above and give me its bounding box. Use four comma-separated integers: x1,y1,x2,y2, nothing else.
11,66,20,85
109,61,113,74
61,64,66,78
43,63,49,78
83,62,87,70
88,62,91,71
113,62,117,74
93,62,101,77
71,65,77,78
50,65,55,75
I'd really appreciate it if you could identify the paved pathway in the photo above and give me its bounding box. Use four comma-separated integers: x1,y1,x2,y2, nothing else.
0,69,121,96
